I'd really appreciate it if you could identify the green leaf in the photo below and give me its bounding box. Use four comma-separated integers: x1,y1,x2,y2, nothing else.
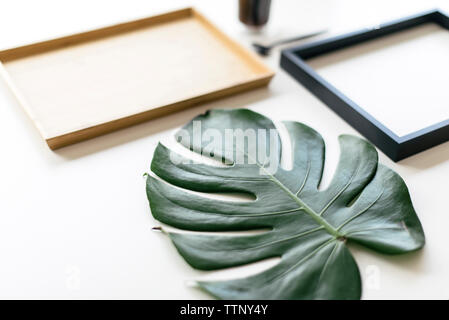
146,109,425,300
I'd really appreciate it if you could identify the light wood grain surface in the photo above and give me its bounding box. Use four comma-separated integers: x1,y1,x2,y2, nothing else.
0,8,272,149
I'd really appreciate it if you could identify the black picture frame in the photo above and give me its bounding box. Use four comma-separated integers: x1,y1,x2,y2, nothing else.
280,9,449,161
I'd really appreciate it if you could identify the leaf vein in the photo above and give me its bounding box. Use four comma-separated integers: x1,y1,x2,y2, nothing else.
155,187,303,218
337,190,384,231
319,158,361,217
316,241,339,287
295,160,311,196
267,239,335,284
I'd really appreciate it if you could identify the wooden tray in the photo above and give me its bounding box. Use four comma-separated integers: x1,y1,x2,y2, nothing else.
0,8,274,149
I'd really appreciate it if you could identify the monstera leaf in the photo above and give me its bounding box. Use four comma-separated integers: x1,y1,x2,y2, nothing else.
146,109,425,300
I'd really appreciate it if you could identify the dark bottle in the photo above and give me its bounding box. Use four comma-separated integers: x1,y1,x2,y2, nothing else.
239,0,272,28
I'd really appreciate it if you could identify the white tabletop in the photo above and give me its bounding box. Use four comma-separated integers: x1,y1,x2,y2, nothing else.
0,0,448,299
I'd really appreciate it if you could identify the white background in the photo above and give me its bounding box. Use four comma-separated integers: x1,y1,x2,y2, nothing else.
0,0,449,299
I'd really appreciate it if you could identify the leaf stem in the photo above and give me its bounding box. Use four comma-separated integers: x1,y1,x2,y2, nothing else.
268,176,341,238
237,144,341,238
